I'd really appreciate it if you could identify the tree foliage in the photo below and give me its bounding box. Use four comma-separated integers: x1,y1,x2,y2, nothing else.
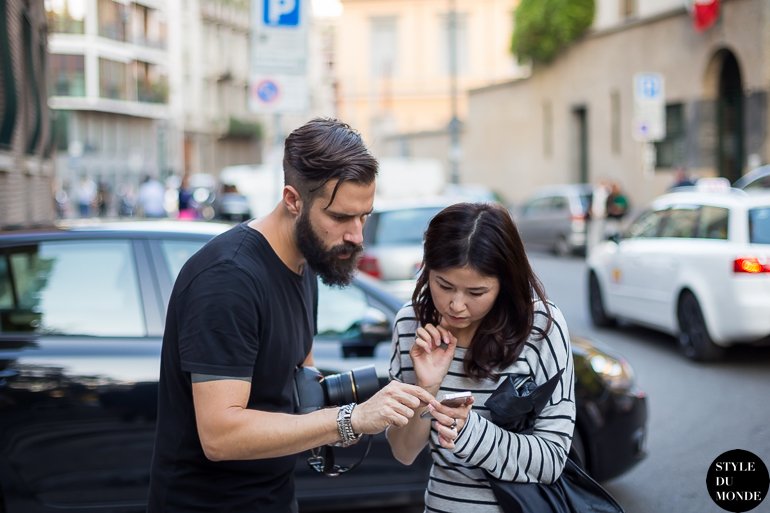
511,0,595,65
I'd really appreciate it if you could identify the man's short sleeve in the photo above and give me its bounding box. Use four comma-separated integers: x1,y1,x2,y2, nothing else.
176,262,260,378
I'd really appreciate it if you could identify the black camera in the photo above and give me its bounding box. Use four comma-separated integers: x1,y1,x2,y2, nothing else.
294,365,380,414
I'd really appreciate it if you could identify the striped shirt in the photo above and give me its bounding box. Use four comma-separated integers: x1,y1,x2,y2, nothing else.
389,301,576,513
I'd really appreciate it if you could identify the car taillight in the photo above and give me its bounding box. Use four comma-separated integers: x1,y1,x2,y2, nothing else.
357,254,381,279
733,257,770,274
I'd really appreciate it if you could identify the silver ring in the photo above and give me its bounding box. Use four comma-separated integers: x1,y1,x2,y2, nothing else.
450,419,457,430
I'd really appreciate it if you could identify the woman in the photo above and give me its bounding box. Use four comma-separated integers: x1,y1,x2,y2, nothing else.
386,202,575,512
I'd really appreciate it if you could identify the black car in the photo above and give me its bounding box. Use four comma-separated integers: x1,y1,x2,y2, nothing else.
0,220,647,512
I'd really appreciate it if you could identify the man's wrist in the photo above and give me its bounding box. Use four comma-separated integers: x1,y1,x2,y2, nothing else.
336,403,362,447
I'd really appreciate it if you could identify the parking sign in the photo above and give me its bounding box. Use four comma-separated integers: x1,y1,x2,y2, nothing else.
250,0,308,113
264,0,300,27
633,72,666,142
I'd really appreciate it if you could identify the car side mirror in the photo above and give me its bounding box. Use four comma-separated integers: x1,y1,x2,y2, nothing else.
342,307,391,358
607,232,622,244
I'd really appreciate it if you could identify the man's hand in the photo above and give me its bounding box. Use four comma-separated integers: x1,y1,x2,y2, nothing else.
350,381,435,434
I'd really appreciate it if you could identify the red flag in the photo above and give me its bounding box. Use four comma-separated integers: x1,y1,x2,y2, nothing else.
693,0,720,32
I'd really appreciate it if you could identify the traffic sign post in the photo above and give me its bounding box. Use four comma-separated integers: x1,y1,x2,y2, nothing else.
249,0,309,114
632,72,666,142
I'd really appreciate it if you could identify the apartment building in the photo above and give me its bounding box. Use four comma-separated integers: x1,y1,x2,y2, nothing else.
1,0,55,229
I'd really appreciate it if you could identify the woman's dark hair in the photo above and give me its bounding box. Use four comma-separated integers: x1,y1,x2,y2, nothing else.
412,202,552,380
283,118,378,207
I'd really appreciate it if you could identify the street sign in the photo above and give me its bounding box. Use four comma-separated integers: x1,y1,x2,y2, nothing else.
249,0,308,113
264,0,300,26
632,72,666,142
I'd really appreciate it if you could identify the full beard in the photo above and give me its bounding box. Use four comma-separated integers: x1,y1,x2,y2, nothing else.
295,210,363,286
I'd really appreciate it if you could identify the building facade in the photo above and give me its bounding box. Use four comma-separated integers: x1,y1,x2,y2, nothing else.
45,0,176,214
1,0,55,229
464,0,768,205
174,0,264,178
335,0,526,173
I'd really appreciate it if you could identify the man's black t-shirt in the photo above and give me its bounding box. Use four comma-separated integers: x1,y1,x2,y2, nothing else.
148,223,317,513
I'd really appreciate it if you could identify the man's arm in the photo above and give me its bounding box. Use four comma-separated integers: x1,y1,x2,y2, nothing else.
192,377,437,462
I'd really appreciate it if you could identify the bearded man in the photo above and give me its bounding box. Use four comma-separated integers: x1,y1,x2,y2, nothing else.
148,118,434,513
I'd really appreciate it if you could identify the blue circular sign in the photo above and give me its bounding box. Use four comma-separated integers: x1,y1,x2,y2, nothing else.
256,80,280,103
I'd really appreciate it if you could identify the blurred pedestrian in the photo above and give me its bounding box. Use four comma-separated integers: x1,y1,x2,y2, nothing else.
96,179,112,217
137,174,167,218
605,181,629,234
387,202,575,512
588,179,610,254
75,175,97,218
668,167,696,190
147,118,435,513
177,174,197,220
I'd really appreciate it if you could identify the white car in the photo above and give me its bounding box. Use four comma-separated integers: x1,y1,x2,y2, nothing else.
586,187,770,361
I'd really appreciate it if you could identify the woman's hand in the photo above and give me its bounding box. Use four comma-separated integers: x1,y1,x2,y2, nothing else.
410,318,457,390
425,396,475,450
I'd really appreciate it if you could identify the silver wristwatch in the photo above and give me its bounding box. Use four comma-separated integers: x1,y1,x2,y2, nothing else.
336,403,362,447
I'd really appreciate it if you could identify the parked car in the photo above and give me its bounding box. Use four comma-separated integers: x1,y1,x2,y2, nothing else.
358,198,451,301
512,184,593,256
734,164,770,191
587,187,770,361
213,183,252,222
0,220,647,512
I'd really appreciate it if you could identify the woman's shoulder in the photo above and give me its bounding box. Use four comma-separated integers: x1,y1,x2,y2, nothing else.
532,299,565,325
394,303,418,329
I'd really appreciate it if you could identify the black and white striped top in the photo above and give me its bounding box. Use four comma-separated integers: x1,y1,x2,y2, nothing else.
389,301,576,513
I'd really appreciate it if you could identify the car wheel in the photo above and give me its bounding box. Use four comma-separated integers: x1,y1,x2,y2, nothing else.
554,235,570,257
677,292,724,362
588,272,615,327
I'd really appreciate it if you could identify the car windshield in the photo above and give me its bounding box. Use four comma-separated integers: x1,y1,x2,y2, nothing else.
748,207,770,244
375,207,443,245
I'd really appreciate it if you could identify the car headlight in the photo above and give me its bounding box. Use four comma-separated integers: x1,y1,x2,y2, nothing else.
588,352,635,391
573,337,635,391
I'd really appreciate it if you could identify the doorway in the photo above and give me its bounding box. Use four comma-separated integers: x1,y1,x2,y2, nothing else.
717,51,744,182
572,106,588,183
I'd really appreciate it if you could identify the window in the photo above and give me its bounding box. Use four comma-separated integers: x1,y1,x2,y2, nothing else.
50,54,85,96
370,16,398,78
316,282,369,338
52,110,71,151
99,58,128,100
439,11,468,75
659,207,699,238
695,206,729,240
45,0,86,34
749,207,770,244
159,240,207,279
621,0,637,19
543,101,552,158
611,91,621,155
0,240,144,336
655,103,686,168
625,210,663,239
98,0,127,41
373,207,441,245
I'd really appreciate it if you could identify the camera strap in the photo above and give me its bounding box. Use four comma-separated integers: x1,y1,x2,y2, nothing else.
306,436,373,477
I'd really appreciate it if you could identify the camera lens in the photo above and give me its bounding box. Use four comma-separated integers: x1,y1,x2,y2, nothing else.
323,365,379,405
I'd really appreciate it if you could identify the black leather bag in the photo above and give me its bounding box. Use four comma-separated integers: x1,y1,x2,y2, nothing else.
484,370,625,513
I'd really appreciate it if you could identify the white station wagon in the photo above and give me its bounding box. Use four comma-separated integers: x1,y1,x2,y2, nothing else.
587,186,770,361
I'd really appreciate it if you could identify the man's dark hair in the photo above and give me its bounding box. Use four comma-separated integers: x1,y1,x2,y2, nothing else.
412,202,552,380
284,118,378,207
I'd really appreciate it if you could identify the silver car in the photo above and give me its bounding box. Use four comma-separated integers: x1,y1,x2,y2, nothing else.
359,199,451,301
513,184,593,256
